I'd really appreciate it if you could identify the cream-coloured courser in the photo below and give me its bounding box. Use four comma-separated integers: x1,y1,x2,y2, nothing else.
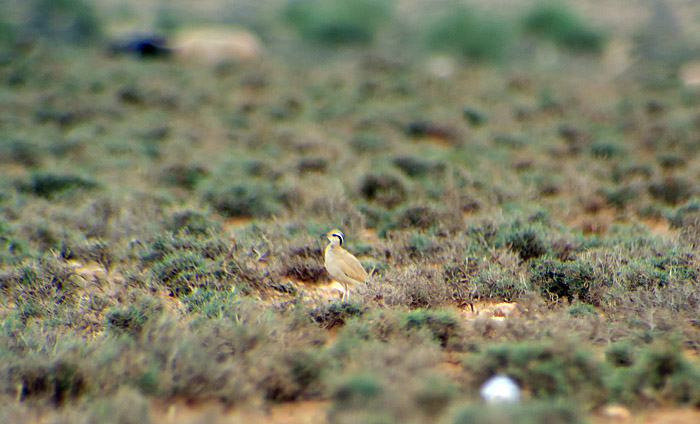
324,229,368,301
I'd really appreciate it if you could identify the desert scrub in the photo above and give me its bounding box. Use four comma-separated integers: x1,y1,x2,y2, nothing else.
402,309,460,347
17,172,100,198
359,172,408,209
452,400,584,424
425,5,513,62
106,296,163,337
283,0,393,45
2,254,79,322
159,163,208,190
167,209,220,235
606,341,700,406
392,155,445,179
203,181,286,218
25,0,103,44
529,257,604,304
464,341,608,407
521,2,605,53
138,232,230,296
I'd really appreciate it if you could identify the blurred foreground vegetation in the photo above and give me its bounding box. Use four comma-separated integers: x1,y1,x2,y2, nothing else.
1,0,700,422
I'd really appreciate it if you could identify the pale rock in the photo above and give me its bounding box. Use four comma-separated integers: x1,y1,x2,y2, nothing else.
601,404,632,421
479,374,521,404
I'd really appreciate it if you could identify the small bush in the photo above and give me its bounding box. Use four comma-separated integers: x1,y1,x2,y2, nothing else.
507,230,547,261
403,309,460,347
359,173,407,208
473,264,528,301
296,157,328,175
18,172,100,198
591,142,625,158
204,182,282,218
392,156,445,179
310,302,365,328
453,400,584,424
522,3,605,53
10,359,85,405
648,177,694,205
425,6,512,62
465,341,607,406
605,342,636,367
332,373,383,409
3,255,78,321
284,0,393,45
394,206,438,229
86,388,153,424
0,140,44,167
463,108,487,127
28,0,102,44
600,186,638,209
160,164,208,190
150,251,209,296
350,133,386,152
168,210,218,235
106,297,163,337
280,244,329,283
530,258,604,304
414,377,456,416
608,342,700,406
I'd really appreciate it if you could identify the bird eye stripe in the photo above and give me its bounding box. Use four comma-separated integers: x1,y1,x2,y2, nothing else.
332,233,344,245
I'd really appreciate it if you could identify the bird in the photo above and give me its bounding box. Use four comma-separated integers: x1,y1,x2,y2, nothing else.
324,229,368,302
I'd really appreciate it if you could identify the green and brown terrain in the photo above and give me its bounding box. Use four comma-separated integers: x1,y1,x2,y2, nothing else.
1,0,700,423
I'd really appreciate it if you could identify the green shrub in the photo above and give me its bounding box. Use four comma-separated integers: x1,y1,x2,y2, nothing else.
106,297,163,337
86,388,153,424
167,210,218,235
310,302,365,328
284,0,393,45
414,376,456,416
607,342,700,406
605,342,636,367
359,173,407,209
394,205,438,229
453,400,584,424
522,3,605,53
392,156,445,179
530,258,604,304
591,142,625,158
18,172,100,198
425,6,512,62
204,182,283,218
160,164,208,190
28,0,102,44
3,255,78,322
507,230,547,261
150,251,208,296
10,359,85,405
181,289,242,318
600,186,638,209
648,177,694,205
332,373,383,409
350,132,386,152
0,140,44,167
403,309,459,347
465,341,607,406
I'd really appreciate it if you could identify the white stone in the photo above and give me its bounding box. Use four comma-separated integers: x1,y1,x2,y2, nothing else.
479,375,520,404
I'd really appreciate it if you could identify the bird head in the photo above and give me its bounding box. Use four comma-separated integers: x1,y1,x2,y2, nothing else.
326,229,344,246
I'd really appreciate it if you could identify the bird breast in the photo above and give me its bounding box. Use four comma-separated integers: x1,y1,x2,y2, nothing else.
325,246,366,284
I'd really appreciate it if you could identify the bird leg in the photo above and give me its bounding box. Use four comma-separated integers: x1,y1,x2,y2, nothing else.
342,283,350,302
